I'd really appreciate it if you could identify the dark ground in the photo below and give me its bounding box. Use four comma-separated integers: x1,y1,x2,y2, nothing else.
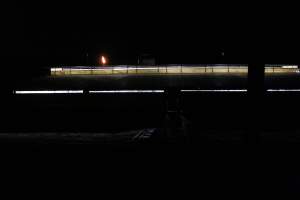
2,73,300,195
6,73,300,146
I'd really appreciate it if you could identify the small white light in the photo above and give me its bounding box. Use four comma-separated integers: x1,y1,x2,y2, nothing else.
89,90,164,93
181,89,247,92
14,90,84,94
281,66,298,69
50,68,63,72
267,89,300,92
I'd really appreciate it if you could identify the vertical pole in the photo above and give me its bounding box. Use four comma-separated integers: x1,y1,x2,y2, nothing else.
248,63,265,96
164,88,187,141
247,63,265,144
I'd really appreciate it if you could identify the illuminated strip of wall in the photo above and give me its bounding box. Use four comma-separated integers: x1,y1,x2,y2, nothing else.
181,89,247,92
89,90,164,93
14,90,84,94
281,66,298,69
116,67,159,70
267,89,300,92
50,66,250,72
50,68,63,72
63,68,105,71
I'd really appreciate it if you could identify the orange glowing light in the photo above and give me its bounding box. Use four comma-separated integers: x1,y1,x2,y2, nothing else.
101,56,107,65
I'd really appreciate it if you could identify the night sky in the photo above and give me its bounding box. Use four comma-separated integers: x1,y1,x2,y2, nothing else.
2,2,300,70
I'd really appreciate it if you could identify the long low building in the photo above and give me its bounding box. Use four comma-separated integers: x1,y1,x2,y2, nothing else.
50,65,299,76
